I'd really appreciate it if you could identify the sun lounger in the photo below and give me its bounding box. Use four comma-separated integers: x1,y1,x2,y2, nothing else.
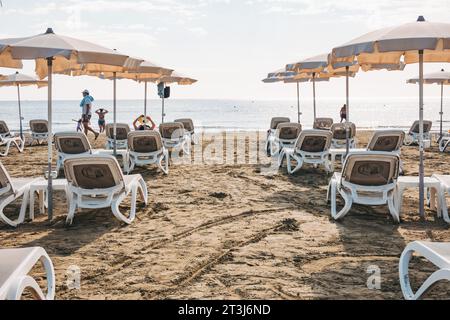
270,122,302,157
429,174,450,223
327,151,400,222
266,117,290,156
174,118,198,145
128,131,169,174
0,247,55,300
330,122,356,149
54,132,93,174
367,129,405,173
313,117,334,130
0,120,24,157
399,241,450,300
63,154,148,225
159,122,190,156
0,162,41,227
404,120,433,146
438,135,450,152
105,123,130,150
29,119,49,146
281,129,332,174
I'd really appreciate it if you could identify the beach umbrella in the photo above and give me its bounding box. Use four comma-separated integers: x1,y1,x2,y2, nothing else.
72,58,173,154
407,69,450,140
330,16,450,218
0,71,47,139
144,72,197,124
0,27,141,220
287,53,358,123
262,68,332,123
262,68,305,123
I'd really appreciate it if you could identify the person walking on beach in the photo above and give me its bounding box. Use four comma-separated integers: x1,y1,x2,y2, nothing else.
133,114,156,131
80,89,99,139
340,104,347,123
95,108,108,133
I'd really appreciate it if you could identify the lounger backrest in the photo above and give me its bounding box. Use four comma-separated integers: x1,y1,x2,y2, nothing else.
64,155,123,190
128,131,163,153
0,121,10,135
29,120,48,133
105,123,130,140
174,118,194,132
54,132,91,155
0,162,14,195
342,153,399,186
159,122,185,139
313,118,334,130
409,120,432,134
270,117,290,130
331,122,356,140
295,130,332,153
367,130,405,152
276,122,302,140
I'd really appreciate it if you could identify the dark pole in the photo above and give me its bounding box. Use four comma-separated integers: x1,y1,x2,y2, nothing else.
345,66,350,157
17,84,23,140
47,57,53,221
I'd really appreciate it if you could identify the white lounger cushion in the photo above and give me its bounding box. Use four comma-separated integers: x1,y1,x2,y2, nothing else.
399,241,450,300
0,247,55,300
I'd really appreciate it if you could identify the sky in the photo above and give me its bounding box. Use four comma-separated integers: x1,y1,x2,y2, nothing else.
0,0,449,101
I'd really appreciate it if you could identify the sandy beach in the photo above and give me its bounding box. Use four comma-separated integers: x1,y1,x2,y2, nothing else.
0,130,449,300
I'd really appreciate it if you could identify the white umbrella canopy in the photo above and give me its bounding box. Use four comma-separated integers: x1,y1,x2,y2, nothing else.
330,16,450,218
0,71,48,139
0,27,142,220
408,69,450,139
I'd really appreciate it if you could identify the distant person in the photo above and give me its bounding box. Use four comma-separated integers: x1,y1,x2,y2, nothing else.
80,89,99,139
95,108,108,133
340,104,347,123
133,114,156,131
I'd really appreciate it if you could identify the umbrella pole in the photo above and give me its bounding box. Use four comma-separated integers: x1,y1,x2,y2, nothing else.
345,66,350,156
296,81,300,123
418,50,425,218
17,84,23,141
162,87,165,124
144,80,147,117
312,73,317,122
440,82,444,140
113,72,117,156
46,57,53,221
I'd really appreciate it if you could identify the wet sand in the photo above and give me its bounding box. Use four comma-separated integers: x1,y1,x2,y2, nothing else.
0,130,449,300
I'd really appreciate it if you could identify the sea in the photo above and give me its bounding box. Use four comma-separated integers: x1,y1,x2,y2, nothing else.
0,97,447,133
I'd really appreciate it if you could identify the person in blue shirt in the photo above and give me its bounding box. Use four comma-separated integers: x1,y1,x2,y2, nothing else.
80,89,99,139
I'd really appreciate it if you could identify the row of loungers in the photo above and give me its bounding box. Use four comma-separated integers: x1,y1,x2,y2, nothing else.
0,118,199,157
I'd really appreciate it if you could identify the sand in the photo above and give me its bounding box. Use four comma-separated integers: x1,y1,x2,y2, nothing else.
0,130,449,300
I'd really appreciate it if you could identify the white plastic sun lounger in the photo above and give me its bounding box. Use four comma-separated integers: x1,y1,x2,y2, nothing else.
63,154,148,225
266,117,290,156
105,123,130,150
313,117,334,130
271,122,302,159
0,162,41,227
128,131,169,174
159,122,190,156
429,174,450,224
403,120,433,146
330,122,356,149
54,131,93,174
399,241,450,300
29,119,49,146
282,129,332,174
327,151,400,222
0,120,24,157
0,247,55,300
174,118,198,145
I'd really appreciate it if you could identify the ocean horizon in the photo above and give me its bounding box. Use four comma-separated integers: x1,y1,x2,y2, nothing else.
0,97,447,133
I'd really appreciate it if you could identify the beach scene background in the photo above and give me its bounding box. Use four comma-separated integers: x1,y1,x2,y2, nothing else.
0,97,447,133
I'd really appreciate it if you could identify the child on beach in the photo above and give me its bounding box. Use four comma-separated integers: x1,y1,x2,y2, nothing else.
133,114,156,131
95,108,108,133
